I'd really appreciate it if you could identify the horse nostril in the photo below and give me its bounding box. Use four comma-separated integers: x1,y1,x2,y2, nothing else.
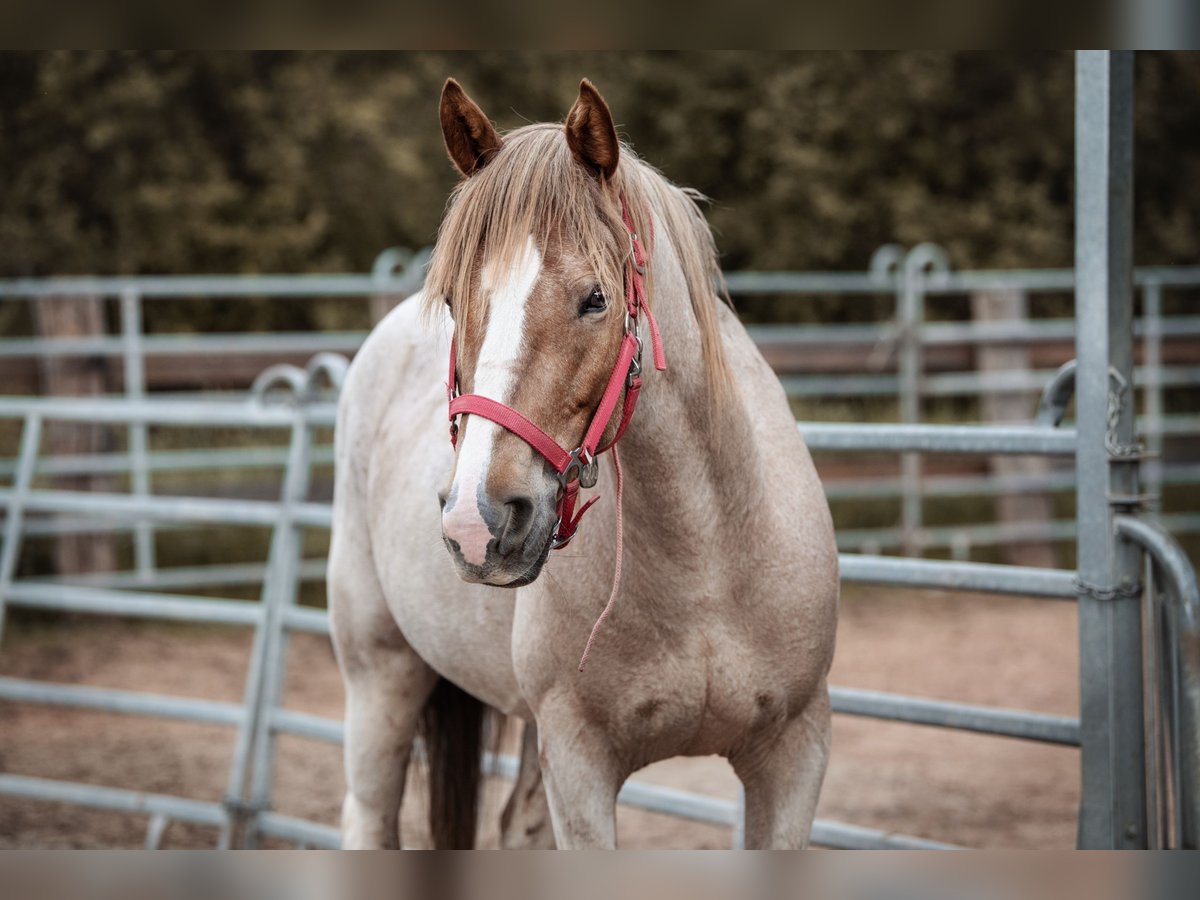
437,489,448,512
496,494,535,557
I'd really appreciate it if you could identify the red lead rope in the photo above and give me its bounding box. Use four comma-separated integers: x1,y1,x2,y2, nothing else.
577,445,623,671
446,195,663,670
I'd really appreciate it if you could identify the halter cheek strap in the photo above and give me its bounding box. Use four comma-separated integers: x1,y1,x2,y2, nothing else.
445,194,664,550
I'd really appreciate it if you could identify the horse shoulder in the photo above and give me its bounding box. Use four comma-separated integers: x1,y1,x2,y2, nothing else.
714,301,839,628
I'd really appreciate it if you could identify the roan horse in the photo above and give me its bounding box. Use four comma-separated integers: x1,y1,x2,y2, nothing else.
330,78,838,849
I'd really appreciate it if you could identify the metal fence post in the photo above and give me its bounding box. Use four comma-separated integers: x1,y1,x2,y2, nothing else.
217,412,313,848
0,415,43,643
898,244,948,557
1142,280,1164,505
243,411,314,847
120,289,155,580
369,247,412,324
898,258,923,557
1074,50,1147,849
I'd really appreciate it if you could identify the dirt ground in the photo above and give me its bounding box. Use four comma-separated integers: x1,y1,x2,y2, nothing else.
0,584,1080,849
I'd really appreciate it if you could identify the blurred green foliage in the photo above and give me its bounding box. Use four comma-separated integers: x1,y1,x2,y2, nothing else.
3,51,1198,285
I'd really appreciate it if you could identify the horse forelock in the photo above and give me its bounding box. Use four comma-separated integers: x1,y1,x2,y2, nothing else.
424,122,733,401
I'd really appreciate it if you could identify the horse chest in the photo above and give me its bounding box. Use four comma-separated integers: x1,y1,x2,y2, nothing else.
597,639,794,763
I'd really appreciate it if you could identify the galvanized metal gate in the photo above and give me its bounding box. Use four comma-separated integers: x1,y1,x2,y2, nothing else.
0,51,1196,849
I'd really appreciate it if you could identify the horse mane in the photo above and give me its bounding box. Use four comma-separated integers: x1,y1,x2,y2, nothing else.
424,123,733,399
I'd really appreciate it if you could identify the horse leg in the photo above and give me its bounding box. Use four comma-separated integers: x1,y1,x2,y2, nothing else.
338,643,437,848
330,552,438,848
732,685,831,849
536,707,621,849
498,720,555,849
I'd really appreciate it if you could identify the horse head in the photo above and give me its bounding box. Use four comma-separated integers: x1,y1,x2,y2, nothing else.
431,79,650,588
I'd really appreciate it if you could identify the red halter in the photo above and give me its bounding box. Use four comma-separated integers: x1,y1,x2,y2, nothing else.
446,196,666,552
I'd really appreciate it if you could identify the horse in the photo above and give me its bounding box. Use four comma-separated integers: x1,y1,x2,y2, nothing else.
329,77,839,849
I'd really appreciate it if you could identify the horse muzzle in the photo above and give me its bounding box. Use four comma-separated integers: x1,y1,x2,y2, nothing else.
439,485,556,587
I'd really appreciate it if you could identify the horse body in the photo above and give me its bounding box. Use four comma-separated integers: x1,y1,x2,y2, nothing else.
330,79,838,849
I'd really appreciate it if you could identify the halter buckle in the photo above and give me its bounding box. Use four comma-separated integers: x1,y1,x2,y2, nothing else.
561,447,599,490
549,518,578,554
628,232,646,275
549,520,571,550
627,340,643,388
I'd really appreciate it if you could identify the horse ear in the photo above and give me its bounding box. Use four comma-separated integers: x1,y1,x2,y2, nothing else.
439,78,503,177
565,79,619,182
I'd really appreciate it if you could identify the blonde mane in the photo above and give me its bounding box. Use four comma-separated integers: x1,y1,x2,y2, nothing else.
424,123,733,397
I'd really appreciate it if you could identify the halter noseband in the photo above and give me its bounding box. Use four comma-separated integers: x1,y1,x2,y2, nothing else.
445,195,666,551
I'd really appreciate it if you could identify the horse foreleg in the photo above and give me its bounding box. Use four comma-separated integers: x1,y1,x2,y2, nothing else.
337,638,437,849
536,705,622,849
733,685,831,849
331,547,439,850
498,720,555,848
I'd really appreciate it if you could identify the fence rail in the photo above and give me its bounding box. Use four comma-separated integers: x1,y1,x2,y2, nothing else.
0,299,1196,846
1,277,1197,845
0,384,1115,849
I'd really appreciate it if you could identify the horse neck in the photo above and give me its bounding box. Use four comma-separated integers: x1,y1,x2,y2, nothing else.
614,232,759,546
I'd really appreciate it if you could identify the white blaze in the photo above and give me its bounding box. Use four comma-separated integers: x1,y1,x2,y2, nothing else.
442,238,540,566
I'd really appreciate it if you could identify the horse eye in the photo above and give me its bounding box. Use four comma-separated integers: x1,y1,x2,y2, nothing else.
579,287,607,316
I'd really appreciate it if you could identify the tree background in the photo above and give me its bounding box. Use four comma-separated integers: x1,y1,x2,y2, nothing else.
2,53,1197,566
3,51,1197,286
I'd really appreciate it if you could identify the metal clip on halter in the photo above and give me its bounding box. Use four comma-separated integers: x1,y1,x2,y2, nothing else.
624,312,644,388
626,348,642,388
549,527,571,551
562,447,599,490
629,232,646,275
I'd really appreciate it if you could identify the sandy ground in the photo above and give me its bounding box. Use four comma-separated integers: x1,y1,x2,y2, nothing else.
0,584,1080,849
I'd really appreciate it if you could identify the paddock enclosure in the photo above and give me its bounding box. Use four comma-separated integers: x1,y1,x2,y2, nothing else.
1,52,1198,849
